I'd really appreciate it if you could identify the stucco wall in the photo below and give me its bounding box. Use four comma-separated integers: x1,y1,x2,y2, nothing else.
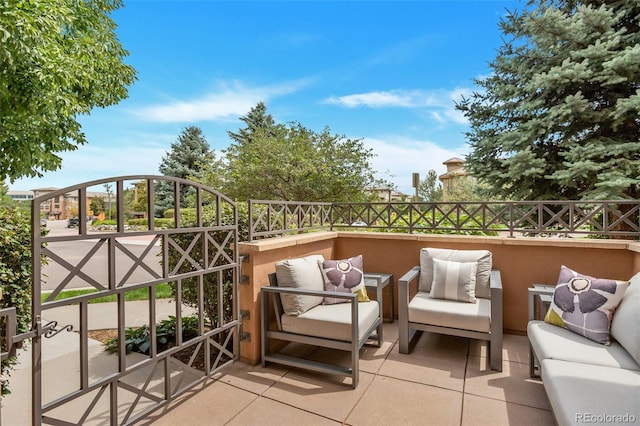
239,232,638,364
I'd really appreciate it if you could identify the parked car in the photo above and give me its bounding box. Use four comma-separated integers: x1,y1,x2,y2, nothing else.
67,217,79,228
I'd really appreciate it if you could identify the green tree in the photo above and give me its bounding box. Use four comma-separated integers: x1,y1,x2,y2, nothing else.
227,101,275,146
156,126,215,215
89,196,105,215
0,205,43,395
418,170,443,202
457,0,640,201
219,121,384,202
0,0,136,181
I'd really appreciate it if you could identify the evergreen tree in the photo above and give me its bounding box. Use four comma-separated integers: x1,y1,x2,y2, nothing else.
227,101,275,146
457,0,640,200
156,126,214,215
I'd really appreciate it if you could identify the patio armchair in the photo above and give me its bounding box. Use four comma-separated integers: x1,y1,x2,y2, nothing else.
398,248,503,371
261,254,383,388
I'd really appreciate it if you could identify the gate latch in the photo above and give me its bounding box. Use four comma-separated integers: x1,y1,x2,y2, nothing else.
1,309,73,361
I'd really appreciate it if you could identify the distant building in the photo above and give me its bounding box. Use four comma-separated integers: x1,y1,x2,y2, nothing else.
367,187,408,202
6,190,34,203
439,157,471,200
30,188,108,220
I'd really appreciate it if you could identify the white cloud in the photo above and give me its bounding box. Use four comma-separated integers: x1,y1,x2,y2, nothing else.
9,142,169,191
323,87,472,125
363,136,471,194
133,79,314,123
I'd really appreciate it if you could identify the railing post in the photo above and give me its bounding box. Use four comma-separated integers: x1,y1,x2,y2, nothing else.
509,203,515,238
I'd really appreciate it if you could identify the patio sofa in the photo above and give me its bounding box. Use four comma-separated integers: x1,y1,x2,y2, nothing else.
528,271,640,426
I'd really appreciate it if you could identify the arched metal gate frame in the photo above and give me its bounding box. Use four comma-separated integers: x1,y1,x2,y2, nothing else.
26,175,240,425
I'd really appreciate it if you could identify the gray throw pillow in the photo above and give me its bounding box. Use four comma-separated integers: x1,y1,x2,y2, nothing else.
429,258,478,303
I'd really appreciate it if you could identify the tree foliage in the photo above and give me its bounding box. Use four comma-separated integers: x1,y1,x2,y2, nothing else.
418,170,443,202
0,0,136,181
227,101,275,146
208,103,385,202
156,126,215,215
0,205,44,395
457,0,640,200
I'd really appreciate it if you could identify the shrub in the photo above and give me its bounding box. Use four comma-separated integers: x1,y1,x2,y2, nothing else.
104,315,199,354
164,202,248,333
0,205,45,395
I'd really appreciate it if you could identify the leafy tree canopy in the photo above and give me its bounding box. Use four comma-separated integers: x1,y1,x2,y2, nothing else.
457,0,640,200
418,170,443,202
208,104,386,202
0,0,136,181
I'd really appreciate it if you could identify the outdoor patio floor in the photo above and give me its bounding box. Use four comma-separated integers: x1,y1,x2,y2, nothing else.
140,322,554,426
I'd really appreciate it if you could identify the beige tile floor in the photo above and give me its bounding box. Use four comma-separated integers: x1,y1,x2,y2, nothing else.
140,323,555,426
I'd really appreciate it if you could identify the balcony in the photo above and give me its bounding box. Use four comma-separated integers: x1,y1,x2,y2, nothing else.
142,322,550,425
3,197,639,425
148,228,637,425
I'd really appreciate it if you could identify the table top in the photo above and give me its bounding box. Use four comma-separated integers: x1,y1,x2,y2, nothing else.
364,273,392,287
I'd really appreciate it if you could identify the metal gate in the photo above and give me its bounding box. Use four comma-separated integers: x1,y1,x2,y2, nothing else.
4,176,240,425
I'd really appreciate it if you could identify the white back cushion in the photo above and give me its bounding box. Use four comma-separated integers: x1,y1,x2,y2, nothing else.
275,254,325,315
419,248,492,298
610,272,640,365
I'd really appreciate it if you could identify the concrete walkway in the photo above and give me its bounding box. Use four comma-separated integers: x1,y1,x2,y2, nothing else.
2,300,198,425
3,322,553,425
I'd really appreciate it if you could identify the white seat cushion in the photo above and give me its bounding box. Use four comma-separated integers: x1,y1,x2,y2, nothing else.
528,320,640,371
408,291,490,333
281,300,379,342
541,359,640,426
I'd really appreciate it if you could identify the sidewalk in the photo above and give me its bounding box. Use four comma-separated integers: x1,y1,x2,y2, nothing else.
2,300,198,425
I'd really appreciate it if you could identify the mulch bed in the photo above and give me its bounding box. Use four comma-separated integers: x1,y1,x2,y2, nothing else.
87,329,214,371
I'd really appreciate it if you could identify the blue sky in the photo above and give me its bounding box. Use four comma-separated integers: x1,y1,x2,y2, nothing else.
11,0,523,195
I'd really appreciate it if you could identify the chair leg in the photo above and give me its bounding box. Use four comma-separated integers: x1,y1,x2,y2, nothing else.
489,335,503,372
352,342,359,388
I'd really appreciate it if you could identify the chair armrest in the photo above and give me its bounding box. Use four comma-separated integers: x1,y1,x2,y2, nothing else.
398,266,420,331
490,270,503,337
260,285,357,301
490,270,502,291
398,266,421,288
261,285,362,338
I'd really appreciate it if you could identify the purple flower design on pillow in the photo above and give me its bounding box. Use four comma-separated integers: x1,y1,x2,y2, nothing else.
549,266,628,344
552,277,615,314
324,259,363,290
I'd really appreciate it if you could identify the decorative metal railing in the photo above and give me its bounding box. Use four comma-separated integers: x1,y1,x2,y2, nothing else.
247,200,332,241
248,200,640,240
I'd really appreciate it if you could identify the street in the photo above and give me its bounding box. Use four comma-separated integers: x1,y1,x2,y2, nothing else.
41,219,162,292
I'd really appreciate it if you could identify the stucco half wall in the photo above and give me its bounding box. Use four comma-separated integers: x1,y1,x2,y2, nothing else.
238,231,640,365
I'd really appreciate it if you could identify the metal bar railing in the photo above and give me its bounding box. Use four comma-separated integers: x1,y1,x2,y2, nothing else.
248,200,640,241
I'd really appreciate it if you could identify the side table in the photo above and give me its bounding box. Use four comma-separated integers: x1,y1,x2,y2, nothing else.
364,273,394,323
528,284,555,377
